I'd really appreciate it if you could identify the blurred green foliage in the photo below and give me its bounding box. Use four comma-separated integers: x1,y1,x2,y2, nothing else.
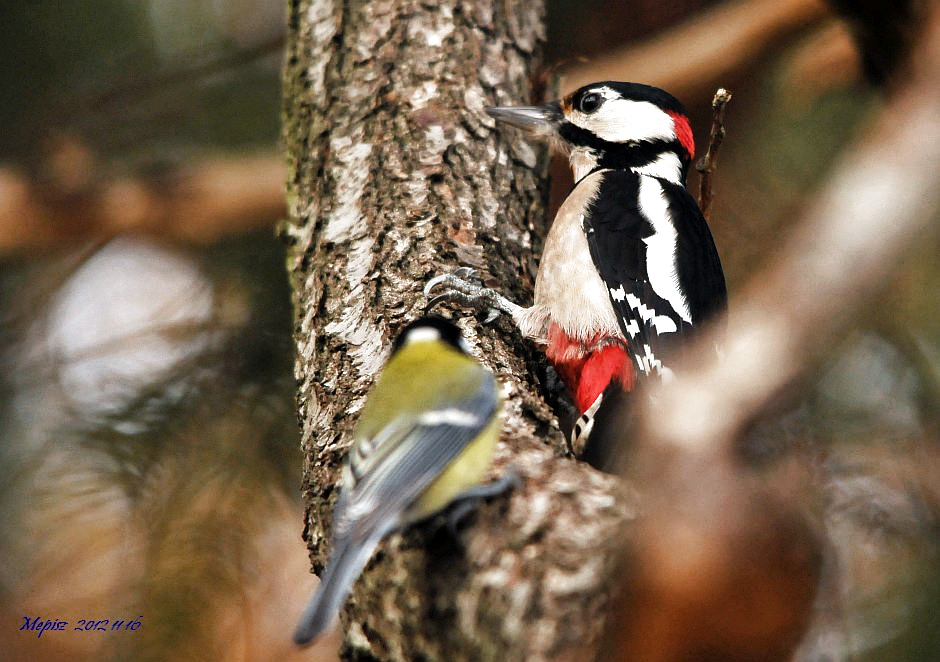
0,1,280,162
0,2,153,157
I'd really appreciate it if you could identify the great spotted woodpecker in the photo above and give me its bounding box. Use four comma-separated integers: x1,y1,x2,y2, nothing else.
426,82,727,461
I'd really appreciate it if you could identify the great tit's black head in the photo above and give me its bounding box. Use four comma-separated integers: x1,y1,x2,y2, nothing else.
486,81,695,181
393,317,469,355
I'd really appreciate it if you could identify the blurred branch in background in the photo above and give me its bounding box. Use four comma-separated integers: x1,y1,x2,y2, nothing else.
558,0,831,97
603,2,940,659
827,0,925,85
77,34,284,120
0,142,286,254
0,234,331,661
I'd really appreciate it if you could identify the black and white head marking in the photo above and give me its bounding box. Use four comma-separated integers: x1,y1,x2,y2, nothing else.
394,317,470,354
562,84,681,146
558,82,691,183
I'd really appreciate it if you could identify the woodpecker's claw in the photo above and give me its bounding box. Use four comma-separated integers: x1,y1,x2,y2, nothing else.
424,269,522,320
424,267,482,297
425,287,499,317
452,266,479,281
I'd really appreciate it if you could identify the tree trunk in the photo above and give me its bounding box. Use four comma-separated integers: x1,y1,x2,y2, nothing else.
281,0,634,659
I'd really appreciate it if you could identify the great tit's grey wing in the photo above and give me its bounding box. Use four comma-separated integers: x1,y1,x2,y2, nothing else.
336,372,499,536
293,373,498,645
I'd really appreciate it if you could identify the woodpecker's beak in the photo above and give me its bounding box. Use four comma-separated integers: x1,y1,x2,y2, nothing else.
485,103,562,138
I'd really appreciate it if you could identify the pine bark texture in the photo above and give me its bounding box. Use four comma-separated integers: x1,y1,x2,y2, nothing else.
281,1,634,660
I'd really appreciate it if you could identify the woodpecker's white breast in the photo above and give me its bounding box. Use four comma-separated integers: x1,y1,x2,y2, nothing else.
530,171,623,340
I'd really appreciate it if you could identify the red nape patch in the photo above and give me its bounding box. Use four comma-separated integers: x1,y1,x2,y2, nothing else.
666,110,695,160
574,345,635,413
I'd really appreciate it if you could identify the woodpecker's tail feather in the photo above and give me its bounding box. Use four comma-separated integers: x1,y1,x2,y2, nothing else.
572,385,634,471
570,391,605,457
292,528,386,646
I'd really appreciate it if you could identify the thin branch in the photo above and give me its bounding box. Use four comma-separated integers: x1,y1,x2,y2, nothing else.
73,35,285,117
696,87,732,222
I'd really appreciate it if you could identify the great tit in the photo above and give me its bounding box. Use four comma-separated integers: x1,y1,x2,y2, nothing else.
293,317,504,646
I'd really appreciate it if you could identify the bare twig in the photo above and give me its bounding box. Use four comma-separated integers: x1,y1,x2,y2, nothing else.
696,88,732,222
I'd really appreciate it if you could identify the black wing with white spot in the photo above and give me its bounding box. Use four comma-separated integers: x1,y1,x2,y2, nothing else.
660,178,727,327
582,169,699,377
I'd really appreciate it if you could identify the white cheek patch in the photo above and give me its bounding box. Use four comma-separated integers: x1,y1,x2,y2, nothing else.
573,91,677,146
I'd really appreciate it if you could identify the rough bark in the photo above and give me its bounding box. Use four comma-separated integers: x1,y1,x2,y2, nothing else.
281,1,634,660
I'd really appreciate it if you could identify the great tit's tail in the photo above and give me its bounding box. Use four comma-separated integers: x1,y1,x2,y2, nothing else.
293,529,385,646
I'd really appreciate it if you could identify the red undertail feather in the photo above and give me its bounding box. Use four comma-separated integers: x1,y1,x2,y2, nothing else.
545,323,636,413
576,345,634,412
666,110,695,159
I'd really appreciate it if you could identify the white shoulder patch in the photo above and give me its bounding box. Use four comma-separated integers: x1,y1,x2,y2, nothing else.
632,152,683,184
636,178,693,324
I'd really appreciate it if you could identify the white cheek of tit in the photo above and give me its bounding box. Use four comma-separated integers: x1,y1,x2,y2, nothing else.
402,326,442,346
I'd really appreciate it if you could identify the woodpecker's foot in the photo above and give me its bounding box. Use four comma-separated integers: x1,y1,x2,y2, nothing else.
445,466,521,535
425,268,521,322
425,267,483,310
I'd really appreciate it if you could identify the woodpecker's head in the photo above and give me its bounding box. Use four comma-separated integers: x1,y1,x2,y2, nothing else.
487,81,695,184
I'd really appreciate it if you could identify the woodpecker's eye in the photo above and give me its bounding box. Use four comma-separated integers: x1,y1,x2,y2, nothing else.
579,92,602,114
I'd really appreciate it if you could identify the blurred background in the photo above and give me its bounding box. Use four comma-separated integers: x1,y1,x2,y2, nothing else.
0,0,936,660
